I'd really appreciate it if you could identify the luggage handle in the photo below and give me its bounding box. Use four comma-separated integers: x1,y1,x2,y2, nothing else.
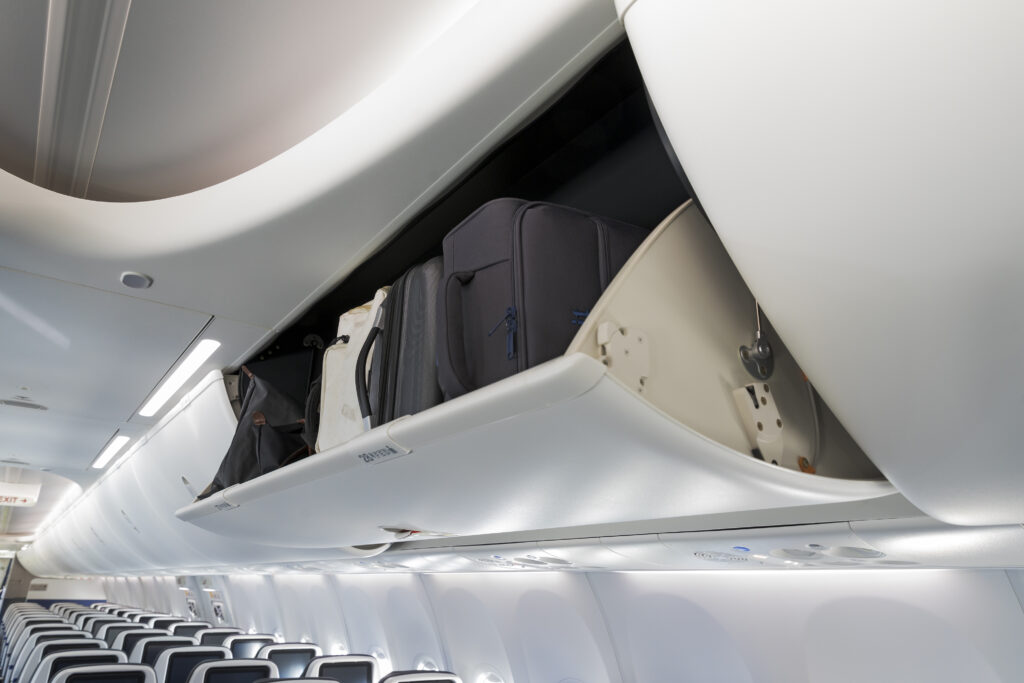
355,306,385,430
442,270,477,394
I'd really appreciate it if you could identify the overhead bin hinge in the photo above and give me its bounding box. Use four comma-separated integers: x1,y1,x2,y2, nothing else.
597,322,650,393
732,382,793,469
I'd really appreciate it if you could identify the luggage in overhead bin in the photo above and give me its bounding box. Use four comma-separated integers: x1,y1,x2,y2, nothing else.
436,198,648,399
315,288,389,451
196,366,309,499
357,257,444,429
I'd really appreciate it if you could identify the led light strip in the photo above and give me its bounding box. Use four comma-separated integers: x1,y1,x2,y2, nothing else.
139,339,221,417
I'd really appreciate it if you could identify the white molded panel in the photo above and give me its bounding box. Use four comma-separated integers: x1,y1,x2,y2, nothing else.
623,0,1024,524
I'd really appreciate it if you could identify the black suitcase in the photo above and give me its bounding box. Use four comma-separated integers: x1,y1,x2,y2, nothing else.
356,257,444,428
436,198,648,399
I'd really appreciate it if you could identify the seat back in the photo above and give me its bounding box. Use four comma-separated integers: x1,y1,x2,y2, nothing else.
192,631,241,648
152,647,229,683
30,651,128,683
129,637,198,666
10,629,84,682
19,639,104,683
147,621,183,634
8,618,64,647
166,625,211,641
222,637,275,660
50,663,157,683
378,673,462,683
113,631,170,654
185,660,279,683
29,649,127,683
303,655,378,683
71,613,99,629
86,619,127,637
131,616,166,626
254,645,321,680
99,625,139,648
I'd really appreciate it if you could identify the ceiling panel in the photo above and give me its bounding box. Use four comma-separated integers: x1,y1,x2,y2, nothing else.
0,0,47,183
88,0,477,200
0,266,211,419
0,408,125,472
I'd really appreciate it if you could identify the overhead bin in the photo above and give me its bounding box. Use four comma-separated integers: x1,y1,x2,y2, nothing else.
618,0,1024,524
175,202,895,549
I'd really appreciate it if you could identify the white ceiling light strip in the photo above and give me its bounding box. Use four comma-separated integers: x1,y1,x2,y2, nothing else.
138,339,221,417
92,433,130,470
33,0,132,197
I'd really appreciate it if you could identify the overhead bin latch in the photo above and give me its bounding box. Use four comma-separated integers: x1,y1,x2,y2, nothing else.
732,382,792,468
597,322,650,394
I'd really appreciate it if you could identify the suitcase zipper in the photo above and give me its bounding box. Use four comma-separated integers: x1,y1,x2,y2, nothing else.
510,202,534,372
487,306,518,361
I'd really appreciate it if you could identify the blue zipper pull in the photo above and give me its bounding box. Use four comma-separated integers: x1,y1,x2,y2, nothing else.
488,306,518,360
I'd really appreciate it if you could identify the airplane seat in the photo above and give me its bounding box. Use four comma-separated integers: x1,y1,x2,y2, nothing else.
72,614,101,629
302,655,377,683
49,664,157,683
166,626,211,641
128,638,198,666
77,618,110,635
221,637,275,661
27,649,126,683
253,646,321,680
185,659,278,683
9,630,85,683
146,622,182,635
7,620,67,652
112,632,170,655
98,626,138,649
250,677,337,683
4,619,67,664
192,632,242,649
87,620,128,638
18,639,105,683
131,617,167,627
378,673,462,683
151,646,230,683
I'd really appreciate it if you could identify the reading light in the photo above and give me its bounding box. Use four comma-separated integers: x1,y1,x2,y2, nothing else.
139,339,221,416
92,434,130,469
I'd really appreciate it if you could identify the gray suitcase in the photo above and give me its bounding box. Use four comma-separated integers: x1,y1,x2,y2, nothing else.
435,198,648,399
356,257,444,428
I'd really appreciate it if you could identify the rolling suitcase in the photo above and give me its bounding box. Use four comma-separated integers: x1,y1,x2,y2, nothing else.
356,257,444,428
316,288,389,451
436,198,648,399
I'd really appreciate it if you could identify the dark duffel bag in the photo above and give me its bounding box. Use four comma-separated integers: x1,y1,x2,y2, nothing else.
356,257,444,429
436,198,648,399
196,366,310,500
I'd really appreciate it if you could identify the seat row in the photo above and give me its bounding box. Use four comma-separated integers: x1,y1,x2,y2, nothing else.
2,603,459,683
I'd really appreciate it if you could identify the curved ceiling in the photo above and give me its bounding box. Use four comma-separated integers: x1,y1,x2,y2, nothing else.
0,0,477,201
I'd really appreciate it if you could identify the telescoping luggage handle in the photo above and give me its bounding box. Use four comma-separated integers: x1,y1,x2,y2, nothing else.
355,306,385,431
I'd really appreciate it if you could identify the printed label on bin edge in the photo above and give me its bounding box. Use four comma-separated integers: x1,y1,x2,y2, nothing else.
354,438,411,465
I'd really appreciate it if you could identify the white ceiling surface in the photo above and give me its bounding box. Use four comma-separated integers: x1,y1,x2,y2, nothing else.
0,0,622,493
623,0,1024,524
0,0,47,184
89,0,480,201
0,0,479,201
